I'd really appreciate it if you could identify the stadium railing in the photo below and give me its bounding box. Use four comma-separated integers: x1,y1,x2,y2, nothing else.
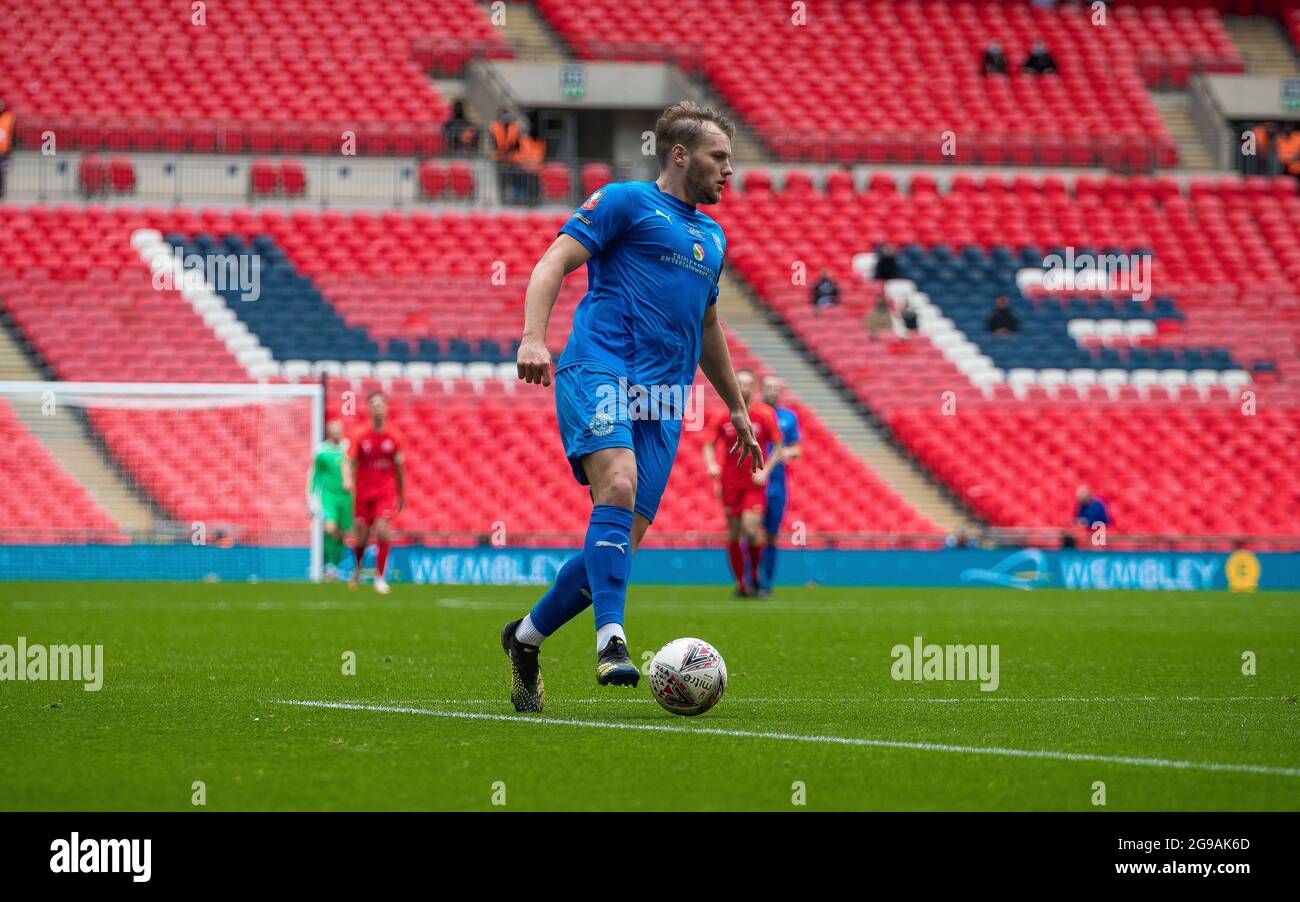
9,153,649,209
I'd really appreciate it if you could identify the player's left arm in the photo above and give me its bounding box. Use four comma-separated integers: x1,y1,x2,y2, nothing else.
699,306,763,472
306,456,321,517
393,452,405,512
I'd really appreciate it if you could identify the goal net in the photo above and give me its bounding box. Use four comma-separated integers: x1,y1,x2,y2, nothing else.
0,381,325,582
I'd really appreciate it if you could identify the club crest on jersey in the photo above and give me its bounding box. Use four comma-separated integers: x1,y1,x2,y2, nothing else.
692,243,705,262
588,412,615,437
582,189,605,211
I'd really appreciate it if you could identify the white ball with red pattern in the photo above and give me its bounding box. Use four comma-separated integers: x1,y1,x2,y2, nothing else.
649,638,727,717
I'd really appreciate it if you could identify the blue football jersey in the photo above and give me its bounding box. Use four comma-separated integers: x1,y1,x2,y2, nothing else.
767,406,800,491
557,181,726,391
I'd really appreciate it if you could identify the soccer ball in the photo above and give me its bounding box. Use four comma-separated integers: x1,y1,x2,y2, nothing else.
649,638,727,717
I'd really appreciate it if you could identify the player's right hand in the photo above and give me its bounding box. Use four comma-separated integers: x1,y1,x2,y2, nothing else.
728,408,765,473
517,337,553,387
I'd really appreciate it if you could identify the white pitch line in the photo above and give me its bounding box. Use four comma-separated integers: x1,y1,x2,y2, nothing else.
276,700,1300,779
370,695,1273,705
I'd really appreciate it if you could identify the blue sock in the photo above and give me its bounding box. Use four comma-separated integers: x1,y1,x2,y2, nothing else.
527,551,592,636
762,540,777,588
584,504,634,630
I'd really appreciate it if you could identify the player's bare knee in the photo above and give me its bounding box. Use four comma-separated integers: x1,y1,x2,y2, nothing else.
596,472,636,509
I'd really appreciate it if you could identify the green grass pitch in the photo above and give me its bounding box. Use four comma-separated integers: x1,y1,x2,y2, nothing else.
2,580,1297,811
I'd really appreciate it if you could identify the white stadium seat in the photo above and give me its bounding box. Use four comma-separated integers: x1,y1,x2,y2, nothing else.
1066,319,1096,340
342,361,374,379
281,360,313,380
247,360,279,380
883,279,916,302
1007,368,1037,388
1124,320,1157,339
374,361,404,380
312,360,343,377
129,228,163,248
465,362,497,381
1095,319,1125,344
1130,369,1160,393
1221,370,1251,390
225,333,258,353
851,252,877,280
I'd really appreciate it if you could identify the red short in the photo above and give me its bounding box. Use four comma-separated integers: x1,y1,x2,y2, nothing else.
354,491,399,525
720,479,766,518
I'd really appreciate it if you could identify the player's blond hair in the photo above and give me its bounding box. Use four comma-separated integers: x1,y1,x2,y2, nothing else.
654,101,735,169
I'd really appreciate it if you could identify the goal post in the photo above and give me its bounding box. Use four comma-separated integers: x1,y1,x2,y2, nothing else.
0,381,326,582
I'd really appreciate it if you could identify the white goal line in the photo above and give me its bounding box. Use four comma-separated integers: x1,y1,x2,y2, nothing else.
276,700,1300,779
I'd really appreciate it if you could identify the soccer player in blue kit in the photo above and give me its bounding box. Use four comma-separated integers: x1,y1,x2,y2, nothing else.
758,375,801,595
504,102,763,713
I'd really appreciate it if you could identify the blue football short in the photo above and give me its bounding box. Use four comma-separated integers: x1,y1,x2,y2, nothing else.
555,364,684,524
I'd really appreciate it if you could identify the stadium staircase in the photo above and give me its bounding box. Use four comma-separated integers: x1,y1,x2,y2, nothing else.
1149,91,1219,171
485,1,571,62
679,82,770,166
0,324,154,533
715,271,978,535
1224,15,1300,76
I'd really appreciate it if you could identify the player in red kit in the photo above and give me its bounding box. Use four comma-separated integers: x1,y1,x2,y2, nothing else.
703,369,783,597
345,392,405,594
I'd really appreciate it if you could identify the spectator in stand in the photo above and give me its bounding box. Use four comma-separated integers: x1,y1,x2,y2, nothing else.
944,529,972,549
1075,487,1110,530
0,98,14,199
981,43,1008,76
1244,122,1275,176
812,269,839,309
865,294,894,340
515,115,546,206
899,299,919,335
873,242,899,282
986,294,1020,334
1022,41,1058,75
442,100,478,156
1278,125,1300,183
490,107,521,203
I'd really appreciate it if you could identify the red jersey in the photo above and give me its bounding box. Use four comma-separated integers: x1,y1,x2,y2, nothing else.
350,426,403,498
708,402,780,488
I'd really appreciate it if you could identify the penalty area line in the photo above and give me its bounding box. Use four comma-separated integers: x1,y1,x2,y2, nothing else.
275,699,1300,779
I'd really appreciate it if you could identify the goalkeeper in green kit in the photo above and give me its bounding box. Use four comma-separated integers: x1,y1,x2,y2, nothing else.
307,419,353,581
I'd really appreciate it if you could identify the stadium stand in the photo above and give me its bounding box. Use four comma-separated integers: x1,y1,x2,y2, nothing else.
0,203,941,546
0,0,510,156
532,0,1249,166
715,171,1300,410
0,400,122,543
710,170,1300,546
